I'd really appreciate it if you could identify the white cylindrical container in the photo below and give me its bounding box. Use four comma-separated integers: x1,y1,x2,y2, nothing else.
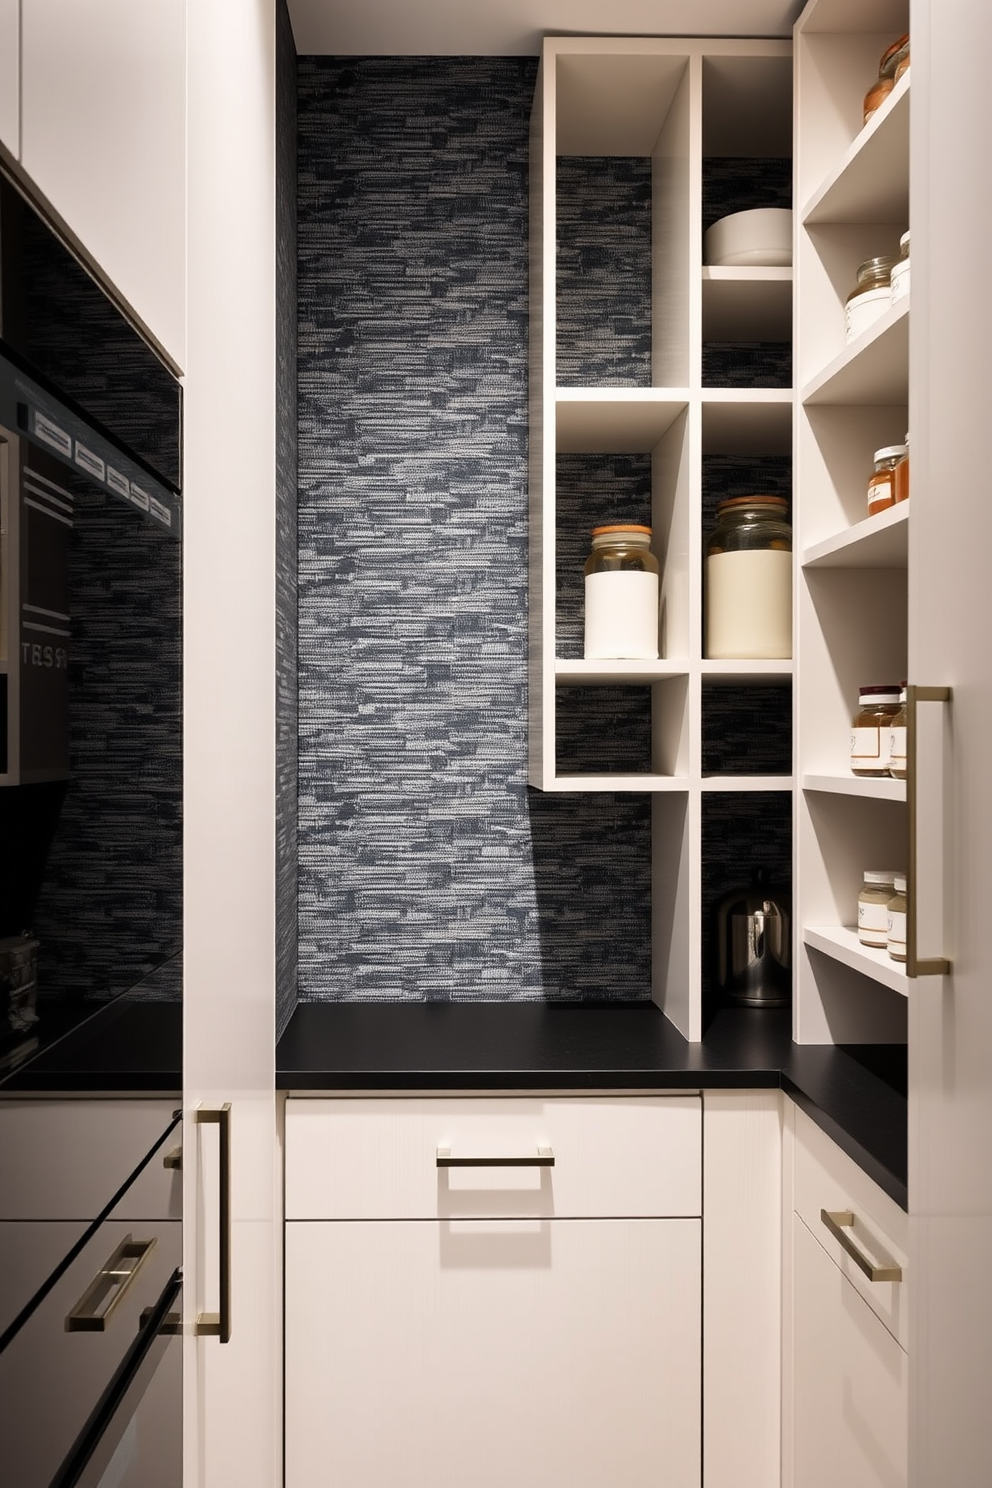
858,870,898,947
890,230,910,304
845,255,897,343
704,496,792,660
583,524,659,661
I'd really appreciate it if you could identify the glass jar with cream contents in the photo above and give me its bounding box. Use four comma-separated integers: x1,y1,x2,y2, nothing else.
846,255,898,343
887,874,908,962
583,524,660,660
704,496,792,660
889,687,908,778
858,870,899,948
851,685,902,776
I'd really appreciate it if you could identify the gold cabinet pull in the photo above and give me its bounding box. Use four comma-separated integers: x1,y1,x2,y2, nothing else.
907,684,952,977
163,1144,182,1170
65,1236,157,1332
195,1105,232,1343
820,1209,902,1283
436,1146,554,1168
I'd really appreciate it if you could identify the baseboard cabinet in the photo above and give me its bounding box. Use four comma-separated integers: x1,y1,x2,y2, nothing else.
285,1094,703,1488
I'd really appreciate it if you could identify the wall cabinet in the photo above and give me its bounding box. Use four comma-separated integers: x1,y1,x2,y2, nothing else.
285,1095,703,1488
18,0,186,368
785,1102,908,1486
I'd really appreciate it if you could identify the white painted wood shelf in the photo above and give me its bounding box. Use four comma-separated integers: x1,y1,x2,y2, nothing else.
802,71,909,226
555,389,689,453
701,267,792,341
802,502,908,570
555,659,688,685
803,925,909,997
803,773,906,802
801,299,908,407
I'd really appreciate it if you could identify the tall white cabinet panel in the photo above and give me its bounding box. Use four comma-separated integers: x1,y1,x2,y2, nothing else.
183,2,280,1485
0,0,18,156
286,1217,701,1488
19,0,186,367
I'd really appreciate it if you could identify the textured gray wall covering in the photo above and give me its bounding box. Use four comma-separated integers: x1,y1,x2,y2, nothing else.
296,58,653,1003
276,0,299,1039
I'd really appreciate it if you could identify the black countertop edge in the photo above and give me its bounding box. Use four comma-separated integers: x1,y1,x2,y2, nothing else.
276,1002,908,1210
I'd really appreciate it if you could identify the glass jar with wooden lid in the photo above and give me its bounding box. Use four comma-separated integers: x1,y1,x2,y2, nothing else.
704,496,791,660
850,685,902,776
583,524,660,660
846,256,898,343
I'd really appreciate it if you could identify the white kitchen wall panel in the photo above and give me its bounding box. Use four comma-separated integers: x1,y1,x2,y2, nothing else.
20,0,185,368
0,0,18,156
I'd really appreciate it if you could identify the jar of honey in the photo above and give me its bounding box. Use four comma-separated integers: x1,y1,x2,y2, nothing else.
851,685,902,776
867,445,907,517
864,34,910,123
894,434,909,503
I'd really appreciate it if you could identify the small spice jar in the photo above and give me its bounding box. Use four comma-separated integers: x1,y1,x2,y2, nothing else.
851,685,902,776
845,256,898,343
704,496,792,660
858,870,899,948
890,230,911,304
887,873,908,962
864,34,910,123
583,524,660,660
889,686,908,779
867,445,908,517
894,434,910,503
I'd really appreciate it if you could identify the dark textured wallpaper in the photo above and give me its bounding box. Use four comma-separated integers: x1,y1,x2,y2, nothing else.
296,58,653,1003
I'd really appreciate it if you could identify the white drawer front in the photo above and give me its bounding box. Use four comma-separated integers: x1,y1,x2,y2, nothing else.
793,1105,908,1350
285,1095,701,1219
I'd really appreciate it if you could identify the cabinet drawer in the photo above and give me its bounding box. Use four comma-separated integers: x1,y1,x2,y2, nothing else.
285,1095,701,1219
793,1106,908,1350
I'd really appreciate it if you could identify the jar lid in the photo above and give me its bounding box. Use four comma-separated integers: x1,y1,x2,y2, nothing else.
879,33,910,77
863,870,898,886
715,495,789,514
893,873,908,893
591,524,652,537
859,684,901,699
856,254,898,278
873,444,908,461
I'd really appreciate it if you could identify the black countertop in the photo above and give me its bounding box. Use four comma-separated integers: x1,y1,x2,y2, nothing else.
277,1002,908,1210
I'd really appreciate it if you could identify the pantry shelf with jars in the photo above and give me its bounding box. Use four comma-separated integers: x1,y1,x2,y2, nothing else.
530,35,794,1037
794,0,911,1044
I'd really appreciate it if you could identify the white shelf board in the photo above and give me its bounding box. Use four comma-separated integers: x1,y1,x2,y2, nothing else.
700,659,793,682
802,502,908,569
701,390,793,454
804,924,909,997
701,775,792,792
803,772,906,802
798,0,908,35
555,389,689,453
545,773,688,793
555,660,689,685
802,72,909,225
701,267,793,341
801,299,908,406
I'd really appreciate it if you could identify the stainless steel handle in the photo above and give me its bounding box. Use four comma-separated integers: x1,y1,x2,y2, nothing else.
820,1209,902,1283
65,1235,157,1332
436,1146,554,1168
907,684,952,977
195,1104,231,1343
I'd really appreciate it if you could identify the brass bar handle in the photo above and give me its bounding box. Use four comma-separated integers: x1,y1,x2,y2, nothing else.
66,1235,157,1332
195,1104,231,1343
436,1146,555,1168
820,1209,902,1283
163,1144,182,1170
907,684,952,977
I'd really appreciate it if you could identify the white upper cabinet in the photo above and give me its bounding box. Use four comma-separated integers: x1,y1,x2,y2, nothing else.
0,0,18,156
19,0,186,369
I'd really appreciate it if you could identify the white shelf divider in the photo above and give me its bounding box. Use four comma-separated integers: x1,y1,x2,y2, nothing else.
802,72,909,226
700,660,793,682
555,660,689,685
701,776,792,793
803,773,906,802
804,924,909,997
801,299,909,407
700,267,792,341
802,502,908,570
546,774,689,793
555,389,690,453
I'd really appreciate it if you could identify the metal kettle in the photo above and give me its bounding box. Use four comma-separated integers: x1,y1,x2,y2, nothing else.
716,875,791,1008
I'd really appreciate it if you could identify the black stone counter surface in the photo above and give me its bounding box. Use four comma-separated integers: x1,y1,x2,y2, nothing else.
277,1002,908,1210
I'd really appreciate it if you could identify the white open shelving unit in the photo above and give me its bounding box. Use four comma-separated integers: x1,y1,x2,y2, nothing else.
794,0,911,1044
529,37,794,1038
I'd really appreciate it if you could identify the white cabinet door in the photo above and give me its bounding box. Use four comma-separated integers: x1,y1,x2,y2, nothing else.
0,0,18,156
793,1212,908,1488
286,1217,701,1488
19,0,185,367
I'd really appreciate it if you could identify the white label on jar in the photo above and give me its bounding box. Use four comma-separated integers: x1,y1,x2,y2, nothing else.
851,725,890,767
858,899,890,944
584,570,659,660
704,549,791,660
889,725,907,770
846,286,891,343
887,908,907,957
890,259,910,304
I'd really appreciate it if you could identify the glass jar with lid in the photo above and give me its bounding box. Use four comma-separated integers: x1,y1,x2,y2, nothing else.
867,444,908,517
889,687,908,778
858,870,899,948
583,524,660,660
846,256,898,343
890,230,910,304
704,496,792,660
887,873,908,962
863,34,909,122
895,433,910,503
851,685,902,775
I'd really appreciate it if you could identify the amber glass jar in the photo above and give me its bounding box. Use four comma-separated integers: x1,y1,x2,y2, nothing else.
894,434,910,504
846,256,898,343
864,34,909,122
583,524,660,661
850,685,902,776
867,445,907,517
889,687,908,779
704,496,792,660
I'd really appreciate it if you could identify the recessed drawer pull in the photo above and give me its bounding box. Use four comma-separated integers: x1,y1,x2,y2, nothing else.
820,1209,902,1283
436,1146,555,1169
65,1235,157,1332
